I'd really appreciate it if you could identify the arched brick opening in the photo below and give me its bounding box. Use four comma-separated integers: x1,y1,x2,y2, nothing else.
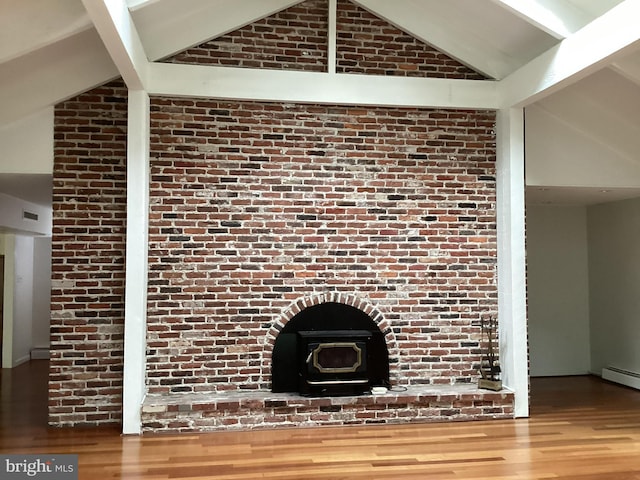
263,293,400,389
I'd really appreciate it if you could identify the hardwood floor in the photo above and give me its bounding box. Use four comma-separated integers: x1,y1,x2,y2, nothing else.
2,361,640,479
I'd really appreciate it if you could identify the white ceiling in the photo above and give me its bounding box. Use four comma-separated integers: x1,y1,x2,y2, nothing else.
1,0,640,207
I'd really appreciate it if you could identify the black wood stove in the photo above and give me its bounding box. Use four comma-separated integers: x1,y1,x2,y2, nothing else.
297,330,372,396
271,302,389,396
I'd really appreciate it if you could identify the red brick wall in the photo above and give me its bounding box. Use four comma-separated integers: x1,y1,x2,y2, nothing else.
166,1,328,71
50,1,496,427
146,100,497,395
336,1,485,79
50,82,128,426
145,0,494,399
165,0,485,79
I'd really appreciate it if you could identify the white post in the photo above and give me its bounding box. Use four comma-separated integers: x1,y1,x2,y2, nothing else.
122,90,150,434
328,0,337,74
496,108,529,417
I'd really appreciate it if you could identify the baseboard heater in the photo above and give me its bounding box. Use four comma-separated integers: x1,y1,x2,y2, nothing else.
602,366,640,390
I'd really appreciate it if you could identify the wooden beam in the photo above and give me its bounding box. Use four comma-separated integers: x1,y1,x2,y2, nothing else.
82,0,149,90
499,0,640,107
147,63,499,109
490,0,590,39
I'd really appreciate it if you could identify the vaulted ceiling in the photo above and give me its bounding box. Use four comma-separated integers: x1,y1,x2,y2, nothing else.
1,0,640,206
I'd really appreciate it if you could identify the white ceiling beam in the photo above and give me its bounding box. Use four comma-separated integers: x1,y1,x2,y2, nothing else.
146,63,499,109
499,0,640,108
0,29,119,126
351,0,513,80
82,0,149,90
490,0,590,39
132,0,305,61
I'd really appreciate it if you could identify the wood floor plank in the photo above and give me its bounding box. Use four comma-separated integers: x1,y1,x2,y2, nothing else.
2,362,640,479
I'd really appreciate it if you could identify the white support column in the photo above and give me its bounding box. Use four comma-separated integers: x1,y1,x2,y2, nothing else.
328,0,337,74
496,108,529,418
122,90,150,434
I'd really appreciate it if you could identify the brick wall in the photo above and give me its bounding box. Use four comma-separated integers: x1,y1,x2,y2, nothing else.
50,0,501,428
146,99,497,396
50,82,128,426
166,0,485,80
336,1,485,79
145,0,496,400
166,1,328,71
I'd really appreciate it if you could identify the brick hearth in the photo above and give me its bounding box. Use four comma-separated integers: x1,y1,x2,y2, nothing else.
142,386,514,433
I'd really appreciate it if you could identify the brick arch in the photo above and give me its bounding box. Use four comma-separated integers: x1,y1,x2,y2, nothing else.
263,293,400,386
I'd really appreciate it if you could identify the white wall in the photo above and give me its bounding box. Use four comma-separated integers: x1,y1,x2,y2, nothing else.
0,105,53,366
587,197,640,376
525,70,640,191
11,234,34,366
1,234,34,367
32,236,51,350
0,233,50,367
527,206,591,376
0,193,52,236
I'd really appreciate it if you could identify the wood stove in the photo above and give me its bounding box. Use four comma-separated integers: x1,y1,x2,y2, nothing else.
271,302,389,395
297,330,372,396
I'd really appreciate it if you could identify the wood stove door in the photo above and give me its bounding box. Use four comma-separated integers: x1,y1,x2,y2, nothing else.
298,330,371,396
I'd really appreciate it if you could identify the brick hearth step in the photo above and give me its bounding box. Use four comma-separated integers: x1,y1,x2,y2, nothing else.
141,384,514,433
